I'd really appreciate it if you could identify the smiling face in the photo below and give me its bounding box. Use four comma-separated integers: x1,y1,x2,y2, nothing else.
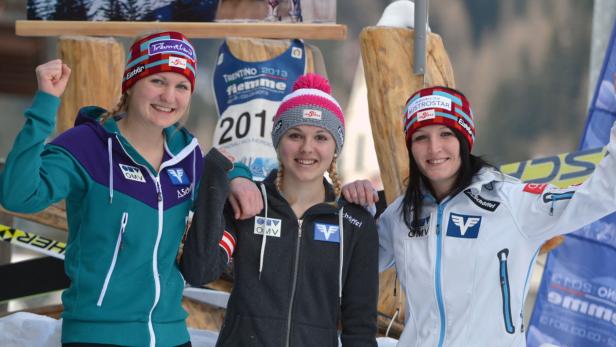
277,125,336,185
126,72,191,129
410,124,462,198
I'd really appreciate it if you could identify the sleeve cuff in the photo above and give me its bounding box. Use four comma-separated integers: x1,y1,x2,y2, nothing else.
227,162,252,181
218,231,236,263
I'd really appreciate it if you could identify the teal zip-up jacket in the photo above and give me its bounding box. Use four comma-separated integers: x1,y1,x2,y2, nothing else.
0,91,216,346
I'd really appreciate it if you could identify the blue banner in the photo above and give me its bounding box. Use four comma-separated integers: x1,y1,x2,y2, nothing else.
580,20,616,149
528,18,616,347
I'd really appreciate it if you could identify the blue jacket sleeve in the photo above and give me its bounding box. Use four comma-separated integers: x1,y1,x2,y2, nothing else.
0,91,87,213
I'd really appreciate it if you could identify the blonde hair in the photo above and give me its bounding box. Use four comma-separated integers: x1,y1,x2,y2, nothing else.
99,93,129,124
327,157,342,199
276,164,285,194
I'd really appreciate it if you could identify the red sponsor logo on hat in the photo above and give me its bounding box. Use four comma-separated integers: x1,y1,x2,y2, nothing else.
169,57,187,69
303,109,322,120
417,109,436,122
523,183,548,194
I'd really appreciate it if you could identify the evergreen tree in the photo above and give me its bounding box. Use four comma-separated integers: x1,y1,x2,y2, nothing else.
27,2,37,19
27,0,56,19
123,1,146,21
54,0,89,20
99,0,126,20
170,0,218,22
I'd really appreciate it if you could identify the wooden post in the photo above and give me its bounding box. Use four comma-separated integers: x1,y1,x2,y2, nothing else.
360,27,455,333
225,37,321,74
57,36,124,133
360,27,455,204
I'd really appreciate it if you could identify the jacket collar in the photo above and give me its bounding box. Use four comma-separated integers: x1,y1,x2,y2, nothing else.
262,169,339,217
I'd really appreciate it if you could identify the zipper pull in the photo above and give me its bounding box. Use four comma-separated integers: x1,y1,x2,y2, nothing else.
119,212,128,250
155,177,163,201
298,219,303,238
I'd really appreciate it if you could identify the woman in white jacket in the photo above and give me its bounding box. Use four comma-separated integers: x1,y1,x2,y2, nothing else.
343,85,616,347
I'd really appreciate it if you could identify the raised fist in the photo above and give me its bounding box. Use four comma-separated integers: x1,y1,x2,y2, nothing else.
35,59,71,98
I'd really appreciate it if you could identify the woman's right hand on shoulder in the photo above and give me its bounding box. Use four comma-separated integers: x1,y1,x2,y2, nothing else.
36,59,71,98
229,177,263,220
341,179,379,206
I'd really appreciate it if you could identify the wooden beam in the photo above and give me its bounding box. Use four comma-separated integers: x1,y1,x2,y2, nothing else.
15,20,347,40
0,204,68,231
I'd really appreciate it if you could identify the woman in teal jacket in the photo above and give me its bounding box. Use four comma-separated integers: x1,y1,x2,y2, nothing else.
0,31,255,347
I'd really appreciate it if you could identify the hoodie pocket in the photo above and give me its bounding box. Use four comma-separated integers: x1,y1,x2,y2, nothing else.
97,212,128,307
497,248,515,334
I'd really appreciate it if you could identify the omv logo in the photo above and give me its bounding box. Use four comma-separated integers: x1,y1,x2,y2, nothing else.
446,213,481,239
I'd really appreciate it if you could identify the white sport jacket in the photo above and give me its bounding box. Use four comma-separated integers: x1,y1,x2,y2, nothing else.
378,125,616,347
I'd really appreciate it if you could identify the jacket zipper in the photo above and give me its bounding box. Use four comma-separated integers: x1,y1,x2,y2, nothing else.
146,174,164,347
112,134,197,347
97,212,128,307
435,204,447,347
497,248,515,334
285,219,303,347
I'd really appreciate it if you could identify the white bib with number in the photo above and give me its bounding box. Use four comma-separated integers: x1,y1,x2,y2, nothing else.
212,39,307,181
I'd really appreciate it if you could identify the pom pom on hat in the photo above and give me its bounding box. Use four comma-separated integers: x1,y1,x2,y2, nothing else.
271,73,345,153
292,73,332,94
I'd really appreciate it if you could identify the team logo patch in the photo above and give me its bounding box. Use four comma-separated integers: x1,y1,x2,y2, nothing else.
169,56,187,69
407,95,452,116
291,47,303,59
464,189,500,212
125,65,145,81
457,117,474,139
408,216,430,237
523,183,548,194
217,53,224,65
303,109,322,120
254,217,282,237
119,164,146,183
148,39,196,61
177,186,192,199
314,223,340,243
417,109,436,122
273,120,283,134
447,213,481,239
166,168,190,186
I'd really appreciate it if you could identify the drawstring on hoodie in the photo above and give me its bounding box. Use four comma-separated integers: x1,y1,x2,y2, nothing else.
258,183,269,279
338,207,344,298
191,147,197,201
107,138,114,204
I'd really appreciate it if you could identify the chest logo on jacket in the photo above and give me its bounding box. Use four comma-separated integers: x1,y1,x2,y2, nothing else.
408,216,430,237
254,217,282,237
314,223,340,243
464,189,500,212
166,168,190,186
523,183,548,194
447,213,482,238
119,164,146,183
